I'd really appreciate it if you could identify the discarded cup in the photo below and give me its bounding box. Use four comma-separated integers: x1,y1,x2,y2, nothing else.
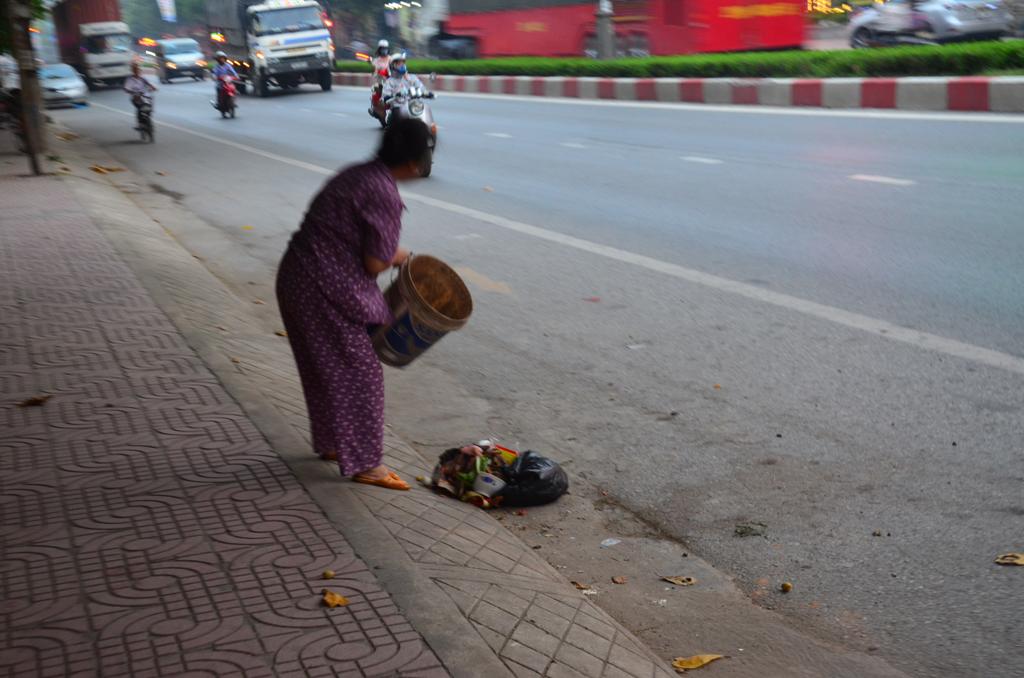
473,472,507,498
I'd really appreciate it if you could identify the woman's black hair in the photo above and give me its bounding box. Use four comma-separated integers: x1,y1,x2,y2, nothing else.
376,117,431,169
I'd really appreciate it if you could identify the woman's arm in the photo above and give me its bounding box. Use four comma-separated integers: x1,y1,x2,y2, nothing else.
363,247,408,276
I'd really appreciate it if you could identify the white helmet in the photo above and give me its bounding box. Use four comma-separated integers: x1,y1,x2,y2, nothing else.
377,39,389,48
390,51,407,61
215,51,227,59
376,39,389,55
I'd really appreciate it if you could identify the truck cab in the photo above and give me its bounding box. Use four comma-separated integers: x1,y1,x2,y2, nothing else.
79,21,133,88
207,0,334,97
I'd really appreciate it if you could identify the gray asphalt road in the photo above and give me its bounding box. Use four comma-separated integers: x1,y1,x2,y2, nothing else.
54,80,1024,678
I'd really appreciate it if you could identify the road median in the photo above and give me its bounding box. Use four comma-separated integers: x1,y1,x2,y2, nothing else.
336,71,1024,113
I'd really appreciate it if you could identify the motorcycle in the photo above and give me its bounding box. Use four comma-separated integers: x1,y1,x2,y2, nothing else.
212,75,237,118
383,82,438,178
132,93,154,143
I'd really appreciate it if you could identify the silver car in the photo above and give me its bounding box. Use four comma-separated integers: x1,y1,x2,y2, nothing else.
850,0,1014,48
39,63,89,108
156,38,208,83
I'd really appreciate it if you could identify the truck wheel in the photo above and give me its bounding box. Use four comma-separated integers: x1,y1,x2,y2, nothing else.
319,69,332,91
254,74,268,97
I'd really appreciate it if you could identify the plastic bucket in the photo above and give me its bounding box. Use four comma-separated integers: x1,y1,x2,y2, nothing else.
372,254,473,367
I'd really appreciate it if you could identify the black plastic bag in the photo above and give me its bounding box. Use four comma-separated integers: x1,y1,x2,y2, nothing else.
496,450,569,507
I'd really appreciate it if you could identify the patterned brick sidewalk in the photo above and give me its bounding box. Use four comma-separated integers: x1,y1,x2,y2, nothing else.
0,172,447,676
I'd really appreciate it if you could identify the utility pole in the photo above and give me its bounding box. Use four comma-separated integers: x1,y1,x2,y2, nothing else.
596,0,614,60
4,0,44,175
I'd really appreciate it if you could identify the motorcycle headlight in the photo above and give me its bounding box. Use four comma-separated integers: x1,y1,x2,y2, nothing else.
166,61,177,69
409,100,424,116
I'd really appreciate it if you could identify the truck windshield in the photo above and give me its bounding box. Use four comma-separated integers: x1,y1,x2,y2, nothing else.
251,7,324,36
83,34,132,54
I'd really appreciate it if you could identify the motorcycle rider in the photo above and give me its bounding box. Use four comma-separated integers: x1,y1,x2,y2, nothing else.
123,62,156,129
212,51,238,108
381,53,424,107
369,39,391,117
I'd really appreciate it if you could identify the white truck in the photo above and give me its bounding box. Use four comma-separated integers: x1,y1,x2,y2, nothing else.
52,0,134,89
205,0,334,97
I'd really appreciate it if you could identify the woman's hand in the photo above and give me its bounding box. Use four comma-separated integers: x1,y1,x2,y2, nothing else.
391,247,410,268
363,247,409,276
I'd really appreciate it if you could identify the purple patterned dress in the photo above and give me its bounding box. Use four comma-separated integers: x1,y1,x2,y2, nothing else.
275,161,403,476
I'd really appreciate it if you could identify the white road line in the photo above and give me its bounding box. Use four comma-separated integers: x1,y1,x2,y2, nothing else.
332,112,348,117
560,142,587,149
338,85,1024,125
682,156,724,165
86,101,1024,377
849,174,916,186
485,132,512,138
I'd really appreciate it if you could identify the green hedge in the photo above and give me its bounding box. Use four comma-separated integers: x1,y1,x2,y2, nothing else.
336,41,1024,79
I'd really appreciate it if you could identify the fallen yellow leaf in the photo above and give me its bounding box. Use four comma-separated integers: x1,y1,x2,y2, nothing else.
322,570,336,580
571,581,592,591
321,589,349,607
662,576,696,587
672,654,724,672
713,384,721,390
274,330,288,337
89,164,124,174
253,299,265,305
241,225,254,231
995,553,1024,566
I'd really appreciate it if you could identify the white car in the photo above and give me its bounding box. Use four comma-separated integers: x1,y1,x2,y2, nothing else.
850,0,1014,47
39,63,89,107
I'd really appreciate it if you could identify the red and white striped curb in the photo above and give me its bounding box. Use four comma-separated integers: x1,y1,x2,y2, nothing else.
335,72,1024,113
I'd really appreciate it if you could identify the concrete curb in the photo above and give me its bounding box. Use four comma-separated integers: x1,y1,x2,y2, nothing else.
336,72,1024,113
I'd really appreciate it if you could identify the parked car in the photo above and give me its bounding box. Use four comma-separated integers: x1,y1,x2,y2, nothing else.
850,0,1014,47
156,38,207,83
39,63,88,107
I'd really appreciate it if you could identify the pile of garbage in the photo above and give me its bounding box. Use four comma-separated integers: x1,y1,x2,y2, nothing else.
428,440,568,509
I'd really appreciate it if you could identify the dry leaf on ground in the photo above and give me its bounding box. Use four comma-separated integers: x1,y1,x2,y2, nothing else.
321,589,349,607
253,299,265,305
89,165,124,174
571,581,593,591
672,654,724,672
612,576,628,585
662,575,697,587
17,395,53,407
275,330,288,337
155,171,166,176
713,384,721,390
322,570,336,580
241,225,254,231
995,553,1024,566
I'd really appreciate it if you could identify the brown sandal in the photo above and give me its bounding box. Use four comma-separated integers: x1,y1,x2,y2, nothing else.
352,471,410,491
